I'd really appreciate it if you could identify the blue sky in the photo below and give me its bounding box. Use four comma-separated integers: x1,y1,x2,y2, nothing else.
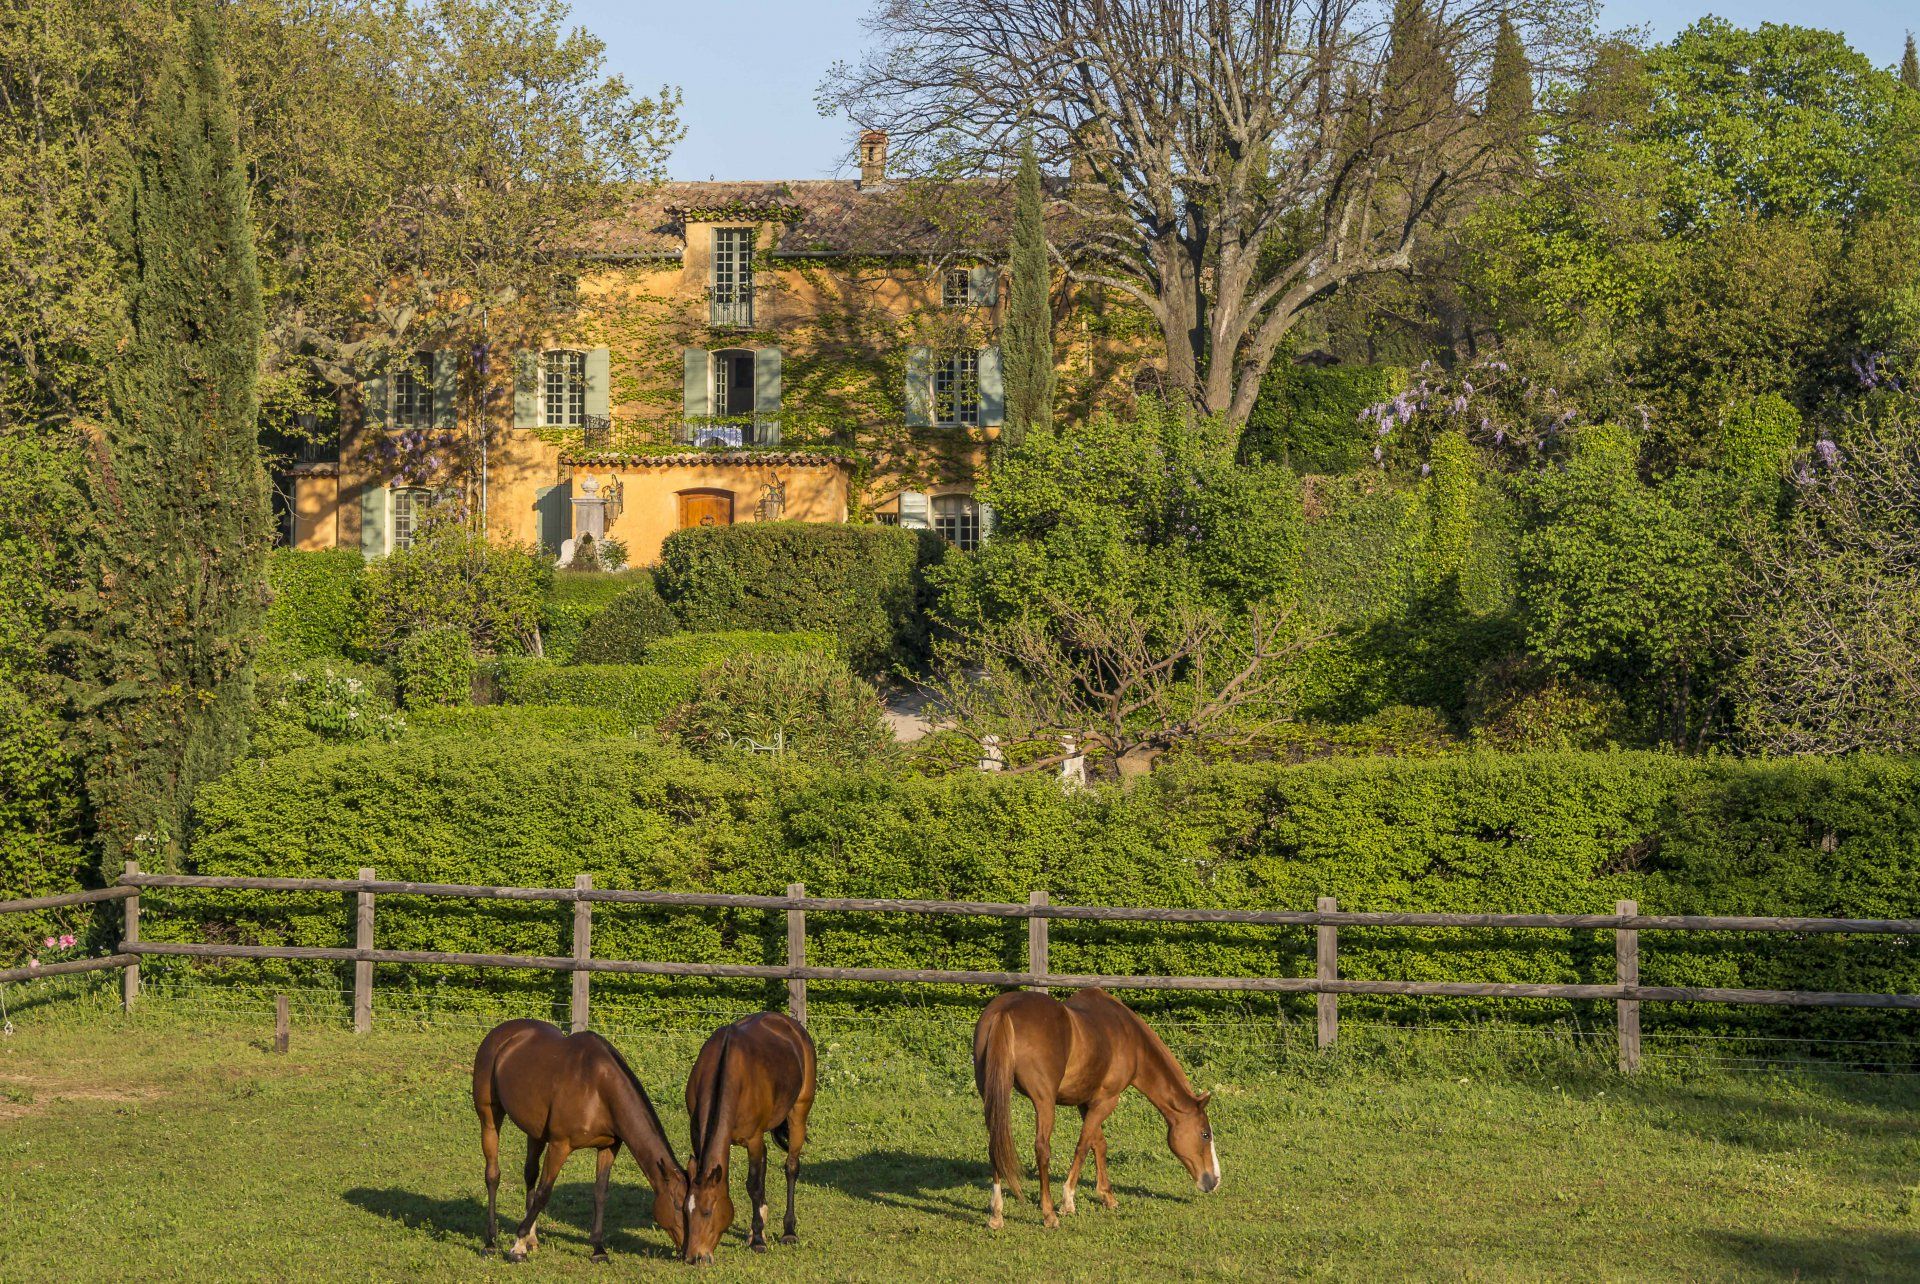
568,0,1916,182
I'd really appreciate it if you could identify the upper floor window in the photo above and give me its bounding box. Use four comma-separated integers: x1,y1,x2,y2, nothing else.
543,350,586,428
934,349,980,426
392,352,434,428
943,267,980,308
711,227,754,326
934,493,981,551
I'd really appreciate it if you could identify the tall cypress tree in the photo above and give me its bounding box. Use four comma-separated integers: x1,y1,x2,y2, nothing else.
66,8,269,868
1903,34,1918,91
1000,143,1054,446
1485,11,1534,161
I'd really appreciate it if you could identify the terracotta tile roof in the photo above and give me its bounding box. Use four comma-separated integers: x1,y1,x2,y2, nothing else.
583,178,1030,258
561,450,850,469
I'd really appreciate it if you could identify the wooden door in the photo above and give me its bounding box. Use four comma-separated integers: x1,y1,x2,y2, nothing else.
678,490,734,528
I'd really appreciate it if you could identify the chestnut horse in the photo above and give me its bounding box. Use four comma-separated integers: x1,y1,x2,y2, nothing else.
471,1019,688,1262
972,988,1219,1228
681,1011,817,1265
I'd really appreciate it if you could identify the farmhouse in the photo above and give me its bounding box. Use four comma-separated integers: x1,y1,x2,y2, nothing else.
286,132,1144,565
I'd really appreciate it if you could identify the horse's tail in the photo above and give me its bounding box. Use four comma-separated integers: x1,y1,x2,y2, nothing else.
974,1007,1022,1196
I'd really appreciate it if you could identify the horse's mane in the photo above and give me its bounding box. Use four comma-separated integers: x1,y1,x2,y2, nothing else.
692,1031,734,1172
584,1031,671,1145
1104,991,1199,1100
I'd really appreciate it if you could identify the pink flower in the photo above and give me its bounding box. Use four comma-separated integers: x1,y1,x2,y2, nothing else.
59,934,76,949
43,936,56,949
27,958,39,969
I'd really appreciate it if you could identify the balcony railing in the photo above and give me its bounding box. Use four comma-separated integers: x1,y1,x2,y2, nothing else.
709,289,754,328
565,415,848,456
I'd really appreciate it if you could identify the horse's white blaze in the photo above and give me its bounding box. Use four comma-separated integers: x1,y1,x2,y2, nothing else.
1208,1139,1221,1185
686,1195,696,1213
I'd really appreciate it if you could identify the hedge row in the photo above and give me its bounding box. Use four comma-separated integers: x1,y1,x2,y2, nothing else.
542,570,658,664
642,630,836,668
177,747,1920,1041
263,548,366,663
494,660,701,729
655,522,942,672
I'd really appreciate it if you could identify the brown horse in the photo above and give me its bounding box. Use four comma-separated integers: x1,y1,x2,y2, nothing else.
681,1011,817,1265
972,988,1219,1229
471,1019,689,1262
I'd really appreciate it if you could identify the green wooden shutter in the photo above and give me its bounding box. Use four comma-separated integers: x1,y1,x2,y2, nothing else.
534,482,571,557
970,265,999,306
512,351,540,429
904,346,932,427
755,347,782,446
977,345,1005,425
683,348,712,419
361,373,389,431
897,490,929,529
585,346,611,419
978,500,997,541
359,486,390,559
432,351,458,429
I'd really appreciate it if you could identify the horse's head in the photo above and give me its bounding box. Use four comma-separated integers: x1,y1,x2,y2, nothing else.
681,1157,734,1265
1165,1089,1220,1193
652,1164,690,1254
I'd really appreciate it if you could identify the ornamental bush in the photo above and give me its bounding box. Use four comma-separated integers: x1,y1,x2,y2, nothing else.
249,661,406,757
396,626,475,708
664,649,892,767
263,548,366,662
494,659,700,729
361,523,550,656
642,630,835,669
542,569,657,664
570,573,680,665
179,746,1920,1046
655,522,941,672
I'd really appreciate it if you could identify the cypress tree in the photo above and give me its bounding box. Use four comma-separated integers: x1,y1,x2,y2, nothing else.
66,8,269,868
1485,11,1534,160
1903,34,1918,91
1000,142,1055,446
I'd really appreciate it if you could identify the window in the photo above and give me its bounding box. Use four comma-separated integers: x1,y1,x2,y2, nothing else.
943,267,979,308
874,512,900,527
393,352,434,428
391,487,435,551
543,350,586,428
934,349,980,426
711,228,754,326
934,493,981,552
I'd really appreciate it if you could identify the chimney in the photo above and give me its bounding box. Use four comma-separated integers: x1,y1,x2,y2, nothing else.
858,129,888,188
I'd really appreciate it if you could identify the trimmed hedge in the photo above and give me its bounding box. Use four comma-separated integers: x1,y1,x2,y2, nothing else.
405,704,636,741
642,630,836,668
655,522,941,672
263,548,366,662
494,659,700,730
542,570,657,664
571,575,679,665
178,747,1920,1043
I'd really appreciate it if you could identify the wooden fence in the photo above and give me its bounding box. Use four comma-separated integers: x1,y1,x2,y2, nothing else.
5,861,1920,1073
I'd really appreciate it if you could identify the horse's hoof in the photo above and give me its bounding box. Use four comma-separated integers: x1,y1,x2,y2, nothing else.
591,1250,609,1265
505,1249,526,1264
1101,1194,1118,1211
987,1215,1004,1231
1043,1212,1060,1229
780,1234,798,1246
751,1240,769,1254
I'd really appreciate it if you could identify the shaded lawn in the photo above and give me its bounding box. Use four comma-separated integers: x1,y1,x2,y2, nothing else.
2,1005,1919,1281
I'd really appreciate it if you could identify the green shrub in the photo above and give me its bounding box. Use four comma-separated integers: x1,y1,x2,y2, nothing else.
642,630,835,669
665,650,893,767
179,746,1920,1047
396,627,475,709
571,574,680,665
361,523,550,655
541,569,655,664
1242,363,1403,474
0,686,86,960
249,661,406,757
405,704,636,741
655,522,940,672
263,548,366,663
494,659,700,729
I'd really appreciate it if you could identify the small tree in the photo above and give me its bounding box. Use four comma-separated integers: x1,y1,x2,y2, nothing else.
64,10,271,866
1001,143,1054,445
1903,34,1918,92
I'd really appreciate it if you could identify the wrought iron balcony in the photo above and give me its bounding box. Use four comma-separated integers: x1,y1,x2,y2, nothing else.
581,413,613,451
708,288,754,328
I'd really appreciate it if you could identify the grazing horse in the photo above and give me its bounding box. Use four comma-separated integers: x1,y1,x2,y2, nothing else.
972,988,1219,1229
681,1011,817,1265
471,1019,688,1262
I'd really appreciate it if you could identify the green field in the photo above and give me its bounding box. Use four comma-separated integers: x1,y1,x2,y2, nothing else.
3,993,1918,1281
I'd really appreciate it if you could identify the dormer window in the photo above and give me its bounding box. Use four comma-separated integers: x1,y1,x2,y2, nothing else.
711,227,754,327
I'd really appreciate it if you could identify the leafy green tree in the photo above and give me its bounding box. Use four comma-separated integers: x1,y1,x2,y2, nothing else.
62,10,272,867
1000,143,1054,447
1485,10,1534,161
359,521,551,657
1902,34,1918,91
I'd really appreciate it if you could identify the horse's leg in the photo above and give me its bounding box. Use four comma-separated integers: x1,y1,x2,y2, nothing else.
745,1135,770,1252
1091,1120,1117,1209
1081,1096,1120,1209
589,1144,617,1263
1062,1098,1115,1216
479,1108,504,1253
1033,1092,1059,1229
781,1100,809,1245
509,1140,571,1262
521,1135,544,1253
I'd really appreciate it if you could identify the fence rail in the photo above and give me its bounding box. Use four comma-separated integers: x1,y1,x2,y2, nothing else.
6,863,1919,1073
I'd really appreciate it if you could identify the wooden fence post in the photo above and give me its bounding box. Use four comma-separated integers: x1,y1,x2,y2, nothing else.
1028,890,1049,990
787,882,807,1027
275,994,290,1054
353,867,375,1034
122,860,140,1013
570,874,593,1033
1616,898,1640,1074
1316,896,1338,1052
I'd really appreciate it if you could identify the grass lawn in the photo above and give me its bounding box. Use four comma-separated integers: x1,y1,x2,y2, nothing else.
3,993,1919,1281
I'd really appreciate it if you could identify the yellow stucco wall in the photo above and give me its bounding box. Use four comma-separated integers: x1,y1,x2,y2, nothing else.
289,471,341,551
572,457,849,564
